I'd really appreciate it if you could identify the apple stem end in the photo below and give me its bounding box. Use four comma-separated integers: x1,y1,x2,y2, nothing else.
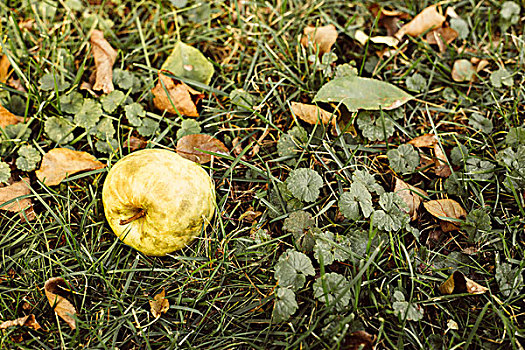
120,209,146,225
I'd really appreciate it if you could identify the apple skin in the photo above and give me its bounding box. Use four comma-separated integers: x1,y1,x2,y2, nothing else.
102,149,215,256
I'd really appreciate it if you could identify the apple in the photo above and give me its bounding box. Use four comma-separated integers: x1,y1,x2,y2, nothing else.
102,148,215,256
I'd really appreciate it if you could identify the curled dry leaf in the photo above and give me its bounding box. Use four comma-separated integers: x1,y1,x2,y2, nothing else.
300,24,338,55
0,54,10,83
0,104,24,129
451,59,476,82
36,148,106,186
368,4,410,37
424,199,466,222
152,73,202,117
426,27,458,53
439,271,489,295
354,30,399,47
396,5,446,39
0,178,36,220
409,133,438,148
176,134,229,164
291,102,336,127
0,314,41,330
341,330,375,350
475,59,490,73
149,288,169,318
433,143,451,177
90,30,117,94
394,177,428,220
44,277,77,330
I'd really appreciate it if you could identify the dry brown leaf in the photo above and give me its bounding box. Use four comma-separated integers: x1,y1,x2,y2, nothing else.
0,105,24,129
0,314,41,330
90,30,117,94
300,25,338,55
44,277,77,330
394,178,428,221
36,148,105,186
291,102,336,126
439,271,489,295
124,136,147,151
0,178,36,221
409,133,438,148
396,5,446,39
426,27,458,53
8,78,27,92
0,55,10,83
149,288,169,318
152,73,201,117
475,59,490,73
368,4,410,37
354,30,399,47
424,199,466,222
341,330,375,350
176,134,229,164
451,59,476,82
434,143,451,177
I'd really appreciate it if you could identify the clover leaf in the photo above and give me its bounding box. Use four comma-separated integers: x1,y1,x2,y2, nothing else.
313,231,351,266
356,111,395,141
387,144,419,174
286,168,323,202
338,182,373,221
125,102,146,127
313,273,351,311
0,161,11,184
39,73,70,92
101,90,126,113
373,192,409,232
274,249,315,291
59,92,84,114
74,99,102,129
277,126,307,158
45,117,75,144
352,169,384,194
406,73,426,92
392,290,424,321
272,287,298,323
176,119,201,139
16,145,41,171
496,261,523,298
500,1,520,27
137,118,159,137
113,69,134,90
334,63,358,78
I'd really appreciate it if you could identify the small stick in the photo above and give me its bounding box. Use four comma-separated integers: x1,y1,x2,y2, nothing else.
120,209,145,225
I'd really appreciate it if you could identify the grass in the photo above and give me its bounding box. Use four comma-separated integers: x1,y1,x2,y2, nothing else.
0,0,524,349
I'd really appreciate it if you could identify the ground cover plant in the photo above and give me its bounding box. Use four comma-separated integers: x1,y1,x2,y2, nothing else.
0,0,524,349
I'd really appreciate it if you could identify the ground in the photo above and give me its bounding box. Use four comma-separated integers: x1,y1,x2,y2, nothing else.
0,1,524,349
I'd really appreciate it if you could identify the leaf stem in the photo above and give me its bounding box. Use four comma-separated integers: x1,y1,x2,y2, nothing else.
120,209,145,225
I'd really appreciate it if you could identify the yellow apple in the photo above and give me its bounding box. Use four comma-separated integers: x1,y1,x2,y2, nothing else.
102,148,215,256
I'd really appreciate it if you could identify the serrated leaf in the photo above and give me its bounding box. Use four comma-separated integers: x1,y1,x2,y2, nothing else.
0,161,10,184
462,209,491,242
94,118,115,141
313,273,351,311
101,90,126,113
314,231,351,266
161,41,214,85
274,249,314,291
352,169,384,194
137,118,159,137
125,102,146,127
496,262,523,297
314,76,413,112
39,73,70,92
373,192,409,232
338,182,373,221
95,138,118,154
450,144,468,166
286,168,323,202
74,99,102,129
356,111,395,141
272,287,298,323
113,68,134,90
45,117,74,144
465,158,495,180
406,73,426,92
490,68,513,88
392,294,424,321
387,144,420,174
283,210,315,252
16,145,41,172
500,1,520,25
176,119,201,139
59,92,84,114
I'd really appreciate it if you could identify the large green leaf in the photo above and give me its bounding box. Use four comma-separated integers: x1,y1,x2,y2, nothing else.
161,41,214,85
314,76,413,111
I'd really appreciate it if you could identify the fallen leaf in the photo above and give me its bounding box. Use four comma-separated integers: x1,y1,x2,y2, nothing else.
8,78,26,92
152,73,202,117
0,55,10,83
409,133,438,148
394,177,428,220
451,59,476,82
475,59,489,73
36,148,106,186
433,143,451,177
354,30,399,47
426,27,458,53
368,4,410,37
90,30,117,94
300,25,338,55
341,330,375,350
424,199,466,222
160,41,215,85
0,105,24,129
0,314,41,330
0,178,36,221
123,136,147,151
396,5,446,40
149,288,169,318
176,134,229,164
291,102,336,126
44,277,77,330
439,271,489,295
